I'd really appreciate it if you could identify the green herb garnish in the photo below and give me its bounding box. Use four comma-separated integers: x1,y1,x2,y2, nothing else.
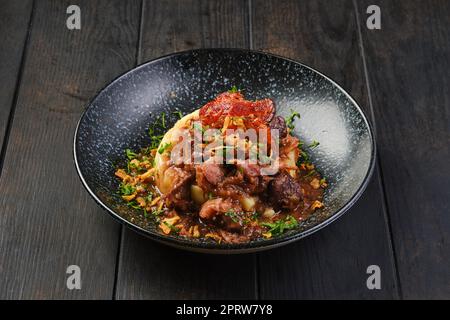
151,208,164,222
163,221,180,233
261,215,298,236
157,142,172,154
119,183,135,196
127,200,140,209
146,193,153,203
173,110,183,119
251,211,259,220
148,113,168,148
127,161,136,173
225,209,240,223
286,110,300,130
125,149,137,160
150,134,164,149
229,85,239,93
308,140,320,149
152,208,163,216
299,150,309,162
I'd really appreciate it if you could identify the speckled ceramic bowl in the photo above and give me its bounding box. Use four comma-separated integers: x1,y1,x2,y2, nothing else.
74,49,376,253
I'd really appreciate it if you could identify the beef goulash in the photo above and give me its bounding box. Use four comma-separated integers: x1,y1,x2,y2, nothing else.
115,89,327,243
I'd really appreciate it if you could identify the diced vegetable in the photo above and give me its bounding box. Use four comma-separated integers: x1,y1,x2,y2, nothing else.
262,208,277,219
191,185,206,205
240,196,256,211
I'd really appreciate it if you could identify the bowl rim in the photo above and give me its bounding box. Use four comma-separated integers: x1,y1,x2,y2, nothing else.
73,48,377,254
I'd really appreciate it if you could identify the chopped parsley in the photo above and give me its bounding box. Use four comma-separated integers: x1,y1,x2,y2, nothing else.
152,208,164,216
150,134,164,149
148,113,169,149
125,149,137,160
163,221,180,233
119,183,135,196
151,208,164,222
299,150,309,163
308,140,320,149
173,110,183,119
145,193,153,203
251,211,259,220
127,200,140,209
225,209,240,223
262,215,298,236
127,161,137,173
286,110,300,130
229,85,239,93
157,142,172,154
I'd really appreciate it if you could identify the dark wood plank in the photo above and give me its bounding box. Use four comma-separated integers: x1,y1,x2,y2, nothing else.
115,0,257,300
357,0,450,298
252,0,399,299
0,0,140,299
0,0,33,154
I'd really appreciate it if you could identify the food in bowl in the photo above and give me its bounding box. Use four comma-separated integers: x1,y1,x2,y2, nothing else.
115,89,327,243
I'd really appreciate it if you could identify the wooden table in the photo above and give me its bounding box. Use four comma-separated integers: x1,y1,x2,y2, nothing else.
0,0,448,299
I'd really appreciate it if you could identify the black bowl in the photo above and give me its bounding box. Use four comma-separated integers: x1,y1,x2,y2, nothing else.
74,49,376,253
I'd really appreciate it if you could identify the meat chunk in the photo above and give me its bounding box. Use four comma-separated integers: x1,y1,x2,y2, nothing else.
199,198,244,232
236,160,260,177
234,161,272,194
269,172,302,209
199,198,237,220
163,166,194,210
195,161,225,188
269,116,287,138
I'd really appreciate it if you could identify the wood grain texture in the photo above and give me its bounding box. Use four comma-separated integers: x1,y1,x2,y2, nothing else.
357,0,450,299
0,0,33,154
114,0,257,300
0,0,140,299
252,0,399,299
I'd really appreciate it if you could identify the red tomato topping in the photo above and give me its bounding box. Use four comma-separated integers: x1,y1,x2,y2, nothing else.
199,91,275,128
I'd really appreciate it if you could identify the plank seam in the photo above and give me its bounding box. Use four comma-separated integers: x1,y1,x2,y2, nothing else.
112,226,125,300
0,0,35,179
112,0,146,300
248,0,253,50
136,0,145,65
352,0,403,299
